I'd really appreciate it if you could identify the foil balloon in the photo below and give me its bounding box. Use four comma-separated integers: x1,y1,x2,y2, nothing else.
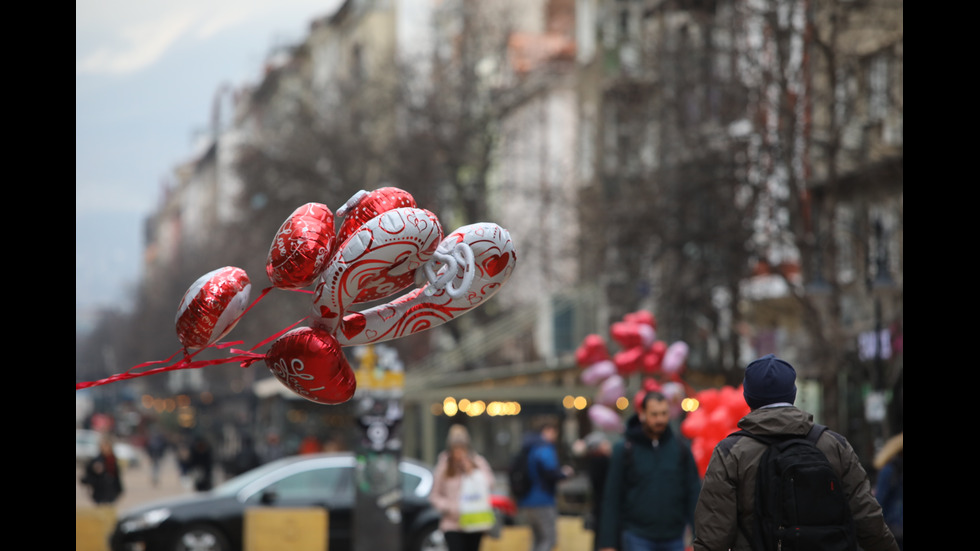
596,374,625,407
175,266,251,350
662,341,689,375
613,346,644,375
662,381,687,418
642,340,668,374
266,326,357,405
576,334,610,367
266,202,336,290
623,310,656,329
325,222,517,346
610,321,652,349
588,403,623,432
312,207,444,332
581,360,617,386
335,187,418,246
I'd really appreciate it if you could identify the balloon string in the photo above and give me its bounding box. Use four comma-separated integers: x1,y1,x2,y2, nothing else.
74,287,303,390
230,316,309,368
74,345,247,390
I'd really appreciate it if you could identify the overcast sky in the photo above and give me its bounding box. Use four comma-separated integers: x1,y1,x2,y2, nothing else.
76,0,343,329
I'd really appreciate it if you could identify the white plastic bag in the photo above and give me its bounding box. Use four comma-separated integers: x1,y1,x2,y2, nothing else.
458,469,495,532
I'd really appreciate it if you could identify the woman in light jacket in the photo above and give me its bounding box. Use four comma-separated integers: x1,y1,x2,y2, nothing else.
429,424,495,551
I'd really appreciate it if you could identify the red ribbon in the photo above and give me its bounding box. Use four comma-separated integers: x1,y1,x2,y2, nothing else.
75,286,309,390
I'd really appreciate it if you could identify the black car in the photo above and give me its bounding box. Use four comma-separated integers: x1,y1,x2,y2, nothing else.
109,452,513,551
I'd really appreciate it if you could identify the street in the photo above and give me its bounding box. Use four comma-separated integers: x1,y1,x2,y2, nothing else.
76,448,596,551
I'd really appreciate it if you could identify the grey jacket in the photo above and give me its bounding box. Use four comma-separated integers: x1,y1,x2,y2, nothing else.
693,406,899,551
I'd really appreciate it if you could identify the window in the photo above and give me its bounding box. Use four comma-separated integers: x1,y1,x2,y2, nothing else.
266,466,352,501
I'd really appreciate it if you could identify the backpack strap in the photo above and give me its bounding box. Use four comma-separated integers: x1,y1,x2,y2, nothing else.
806,423,828,444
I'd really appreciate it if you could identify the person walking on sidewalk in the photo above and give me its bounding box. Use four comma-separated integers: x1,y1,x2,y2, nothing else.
596,391,701,551
693,354,899,551
429,424,496,551
81,434,124,505
874,432,903,550
519,416,574,551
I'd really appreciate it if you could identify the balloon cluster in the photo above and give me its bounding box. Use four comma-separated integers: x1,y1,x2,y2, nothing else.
77,187,517,405
574,311,691,432
679,385,750,477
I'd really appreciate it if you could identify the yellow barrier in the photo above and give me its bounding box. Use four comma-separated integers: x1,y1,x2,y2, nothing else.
481,525,532,551
244,508,329,551
482,517,592,551
557,516,594,551
75,506,117,551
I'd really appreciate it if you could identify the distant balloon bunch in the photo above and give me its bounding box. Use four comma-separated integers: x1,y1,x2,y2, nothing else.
575,310,691,432
680,385,751,477
78,187,518,405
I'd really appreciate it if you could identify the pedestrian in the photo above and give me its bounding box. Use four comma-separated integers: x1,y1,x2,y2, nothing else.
81,434,124,505
596,391,701,551
299,432,321,454
228,434,263,477
262,432,286,464
186,434,214,491
518,416,574,551
874,432,903,550
145,428,168,487
429,424,496,551
583,432,612,549
693,354,900,551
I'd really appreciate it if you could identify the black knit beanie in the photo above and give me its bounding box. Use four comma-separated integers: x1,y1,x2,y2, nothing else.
743,354,797,409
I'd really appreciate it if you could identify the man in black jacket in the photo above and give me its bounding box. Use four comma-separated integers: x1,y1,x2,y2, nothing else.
598,391,701,551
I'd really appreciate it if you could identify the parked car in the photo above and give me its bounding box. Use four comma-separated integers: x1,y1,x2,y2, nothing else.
76,429,142,469
109,452,516,551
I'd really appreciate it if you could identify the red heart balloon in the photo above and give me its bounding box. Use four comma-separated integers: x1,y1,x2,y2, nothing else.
266,202,336,290
265,327,357,405
175,266,251,350
576,334,609,366
335,187,418,246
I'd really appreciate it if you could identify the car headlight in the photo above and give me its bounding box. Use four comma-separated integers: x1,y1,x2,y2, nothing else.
119,508,171,533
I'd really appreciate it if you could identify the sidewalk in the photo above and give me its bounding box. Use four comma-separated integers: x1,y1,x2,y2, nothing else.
76,449,197,511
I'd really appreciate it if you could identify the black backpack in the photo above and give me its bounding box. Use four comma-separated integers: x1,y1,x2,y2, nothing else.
734,424,857,551
507,443,537,499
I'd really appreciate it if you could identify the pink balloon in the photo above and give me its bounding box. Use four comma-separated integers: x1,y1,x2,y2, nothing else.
662,341,689,374
662,381,686,418
637,323,656,348
581,360,617,386
596,374,625,406
588,404,623,432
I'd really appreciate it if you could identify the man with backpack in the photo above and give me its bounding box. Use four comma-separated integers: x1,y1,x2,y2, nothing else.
515,417,574,551
693,354,899,551
597,391,702,551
